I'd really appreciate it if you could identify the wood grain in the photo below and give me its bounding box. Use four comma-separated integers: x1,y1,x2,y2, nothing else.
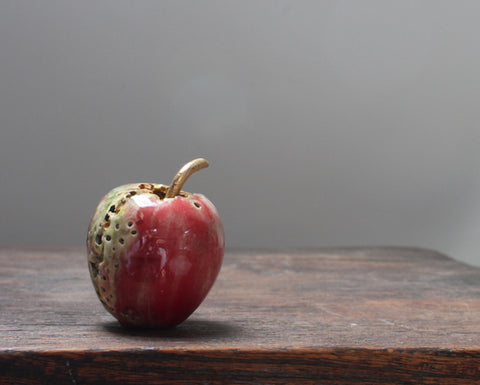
1,247,480,384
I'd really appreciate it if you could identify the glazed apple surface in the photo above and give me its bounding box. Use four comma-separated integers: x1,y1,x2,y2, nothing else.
87,159,224,328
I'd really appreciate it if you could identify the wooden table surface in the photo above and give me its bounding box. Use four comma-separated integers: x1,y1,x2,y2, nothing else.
1,247,480,384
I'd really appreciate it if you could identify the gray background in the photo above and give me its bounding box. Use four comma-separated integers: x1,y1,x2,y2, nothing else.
2,1,480,265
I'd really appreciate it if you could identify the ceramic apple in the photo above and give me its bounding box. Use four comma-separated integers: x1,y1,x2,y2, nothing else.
87,158,224,328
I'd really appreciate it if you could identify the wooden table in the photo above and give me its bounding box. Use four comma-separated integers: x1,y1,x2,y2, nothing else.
1,247,480,384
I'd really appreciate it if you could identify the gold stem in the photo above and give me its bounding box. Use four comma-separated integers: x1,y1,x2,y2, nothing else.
165,158,210,198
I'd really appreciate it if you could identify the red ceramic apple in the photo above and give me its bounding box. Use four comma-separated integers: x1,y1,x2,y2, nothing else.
87,158,224,328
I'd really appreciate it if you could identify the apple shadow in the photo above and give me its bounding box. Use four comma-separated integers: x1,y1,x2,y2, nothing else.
102,318,242,341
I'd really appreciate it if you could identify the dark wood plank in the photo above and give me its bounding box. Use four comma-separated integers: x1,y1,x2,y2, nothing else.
1,247,480,384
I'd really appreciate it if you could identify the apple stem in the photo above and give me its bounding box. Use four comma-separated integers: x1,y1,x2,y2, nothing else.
165,158,210,198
